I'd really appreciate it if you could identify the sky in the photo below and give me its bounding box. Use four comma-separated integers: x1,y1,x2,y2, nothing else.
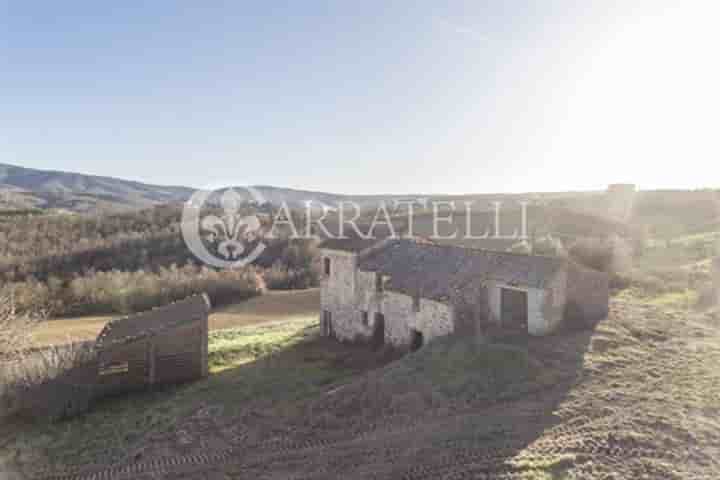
1,1,718,195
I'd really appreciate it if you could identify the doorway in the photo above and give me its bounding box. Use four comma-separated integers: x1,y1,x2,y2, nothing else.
500,288,528,332
410,329,424,352
373,313,385,347
321,310,334,338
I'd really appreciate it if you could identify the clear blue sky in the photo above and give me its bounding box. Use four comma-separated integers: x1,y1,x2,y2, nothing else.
1,1,718,194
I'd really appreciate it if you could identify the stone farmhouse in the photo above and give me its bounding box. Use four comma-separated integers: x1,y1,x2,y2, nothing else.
319,237,608,349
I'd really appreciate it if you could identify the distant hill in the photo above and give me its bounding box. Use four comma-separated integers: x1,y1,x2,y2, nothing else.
2,164,718,242
0,163,596,214
0,163,194,212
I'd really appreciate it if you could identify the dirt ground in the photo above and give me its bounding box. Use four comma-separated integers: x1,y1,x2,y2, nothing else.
30,289,320,347
29,295,720,480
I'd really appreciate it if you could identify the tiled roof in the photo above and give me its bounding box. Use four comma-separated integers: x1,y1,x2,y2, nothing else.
317,223,402,252
96,294,211,347
358,239,565,301
318,236,386,253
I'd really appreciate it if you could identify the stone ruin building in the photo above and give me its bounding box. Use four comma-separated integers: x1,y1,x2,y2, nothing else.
319,237,609,350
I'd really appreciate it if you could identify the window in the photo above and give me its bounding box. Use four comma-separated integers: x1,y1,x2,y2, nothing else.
375,273,384,292
413,295,420,312
324,257,331,276
361,310,369,326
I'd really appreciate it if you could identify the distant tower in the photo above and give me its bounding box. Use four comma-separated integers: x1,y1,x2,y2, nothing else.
606,184,636,222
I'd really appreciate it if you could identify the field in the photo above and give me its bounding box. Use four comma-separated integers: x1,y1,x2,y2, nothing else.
2,286,720,479
29,289,320,348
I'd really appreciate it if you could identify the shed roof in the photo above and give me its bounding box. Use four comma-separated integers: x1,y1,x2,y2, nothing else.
96,294,211,348
358,239,565,301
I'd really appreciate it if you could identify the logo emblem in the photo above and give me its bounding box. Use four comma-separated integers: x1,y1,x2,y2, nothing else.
182,187,266,268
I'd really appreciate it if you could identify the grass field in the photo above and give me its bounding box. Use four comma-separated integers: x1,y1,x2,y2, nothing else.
30,289,320,347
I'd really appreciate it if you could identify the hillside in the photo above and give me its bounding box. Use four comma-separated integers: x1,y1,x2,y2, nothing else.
4,293,719,479
0,163,194,212
0,163,606,214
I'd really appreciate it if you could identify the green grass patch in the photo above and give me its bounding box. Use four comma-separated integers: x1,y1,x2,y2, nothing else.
359,337,535,408
208,319,313,371
645,289,699,308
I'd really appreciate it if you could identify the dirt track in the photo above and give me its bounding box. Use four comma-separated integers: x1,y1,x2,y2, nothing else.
39,297,720,479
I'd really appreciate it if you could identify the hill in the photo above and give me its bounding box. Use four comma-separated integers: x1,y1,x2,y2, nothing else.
0,163,606,214
0,163,194,212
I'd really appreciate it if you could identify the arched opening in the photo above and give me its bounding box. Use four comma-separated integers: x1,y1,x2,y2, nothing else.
410,329,424,352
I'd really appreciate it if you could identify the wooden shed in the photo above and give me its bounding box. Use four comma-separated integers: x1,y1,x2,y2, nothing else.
94,293,211,397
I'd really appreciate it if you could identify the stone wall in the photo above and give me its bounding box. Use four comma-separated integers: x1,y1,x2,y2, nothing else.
319,247,609,345
381,292,454,346
565,262,609,327
542,268,567,334
450,278,490,342
487,281,548,335
482,269,567,336
319,249,455,347
319,250,361,341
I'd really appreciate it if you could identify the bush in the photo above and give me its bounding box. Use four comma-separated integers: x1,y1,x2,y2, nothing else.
65,265,263,316
1,265,264,317
568,238,615,273
2,342,97,421
263,263,319,290
0,294,38,357
0,295,96,421
609,272,633,291
261,240,320,290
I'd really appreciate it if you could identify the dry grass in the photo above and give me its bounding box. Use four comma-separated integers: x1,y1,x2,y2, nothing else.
4,293,720,478
0,293,96,424
0,295,38,357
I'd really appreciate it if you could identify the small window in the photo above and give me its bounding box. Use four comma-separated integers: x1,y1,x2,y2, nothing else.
324,257,331,276
361,310,369,326
412,295,420,312
375,273,384,292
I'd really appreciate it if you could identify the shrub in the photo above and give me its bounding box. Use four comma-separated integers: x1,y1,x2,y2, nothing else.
3,342,97,421
1,264,264,317
0,295,96,420
263,263,320,290
568,238,615,273
261,239,320,290
609,272,633,291
65,265,263,316
0,294,37,357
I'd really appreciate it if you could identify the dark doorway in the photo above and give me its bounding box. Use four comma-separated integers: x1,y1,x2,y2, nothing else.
373,313,385,347
322,310,333,338
410,329,424,352
501,288,528,332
